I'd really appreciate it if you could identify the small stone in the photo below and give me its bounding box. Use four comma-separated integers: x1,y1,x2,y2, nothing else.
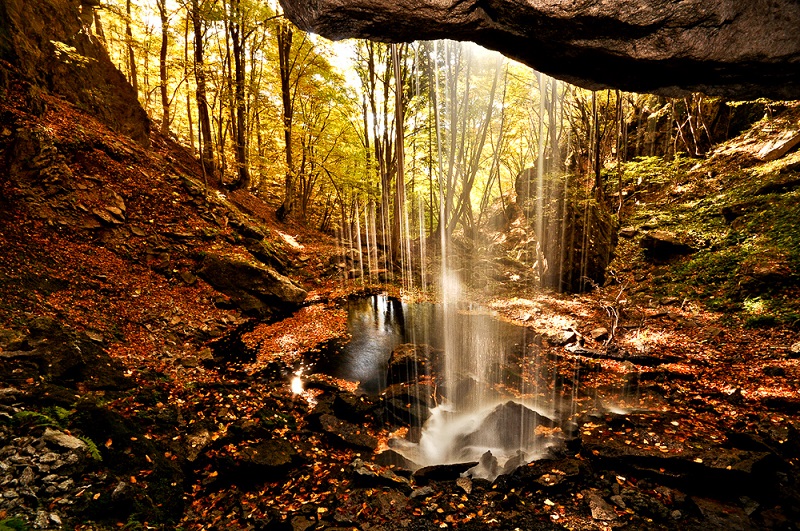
39,452,59,464
42,428,87,451
671,510,682,519
789,342,800,358
410,486,434,499
35,511,50,528
619,226,638,238
105,205,124,218
2,489,19,499
590,327,609,341
610,494,626,509
50,513,63,525
586,491,617,521
19,466,35,486
180,357,199,368
456,476,472,495
86,330,104,342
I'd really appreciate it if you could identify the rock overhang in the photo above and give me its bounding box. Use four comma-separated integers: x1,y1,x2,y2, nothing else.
279,0,800,99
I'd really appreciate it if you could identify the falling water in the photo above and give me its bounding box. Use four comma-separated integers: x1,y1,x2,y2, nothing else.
331,41,636,479
372,43,566,479
354,199,365,285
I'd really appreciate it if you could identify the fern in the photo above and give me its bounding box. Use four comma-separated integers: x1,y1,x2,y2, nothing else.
78,435,103,462
13,410,59,428
0,517,29,531
43,405,72,424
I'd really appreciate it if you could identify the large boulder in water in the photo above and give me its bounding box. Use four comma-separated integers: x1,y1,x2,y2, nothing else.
458,401,558,455
279,0,800,100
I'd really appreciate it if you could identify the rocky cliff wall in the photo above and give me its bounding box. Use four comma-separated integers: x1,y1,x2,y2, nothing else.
0,0,149,145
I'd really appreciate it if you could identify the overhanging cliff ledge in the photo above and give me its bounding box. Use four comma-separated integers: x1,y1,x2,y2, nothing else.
279,0,800,99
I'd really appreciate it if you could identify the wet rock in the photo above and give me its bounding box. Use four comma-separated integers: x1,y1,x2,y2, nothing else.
234,440,299,480
332,393,376,424
458,401,559,456
585,490,618,522
279,0,800,100
413,462,478,485
456,476,472,494
692,497,755,530
198,253,307,318
466,450,500,480
619,226,638,238
504,457,585,493
185,428,212,462
318,414,378,451
350,459,412,492
409,486,434,499
583,425,785,501
620,487,670,519
374,449,418,471
386,343,442,385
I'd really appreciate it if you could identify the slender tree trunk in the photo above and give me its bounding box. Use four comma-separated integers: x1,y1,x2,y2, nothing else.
184,14,194,152
229,0,250,189
156,0,170,135
125,0,138,96
191,0,215,179
390,44,405,264
277,20,295,220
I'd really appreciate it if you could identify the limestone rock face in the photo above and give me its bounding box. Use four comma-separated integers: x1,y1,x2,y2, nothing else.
280,0,800,99
0,0,150,144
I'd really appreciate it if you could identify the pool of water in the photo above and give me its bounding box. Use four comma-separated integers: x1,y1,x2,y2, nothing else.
317,293,530,395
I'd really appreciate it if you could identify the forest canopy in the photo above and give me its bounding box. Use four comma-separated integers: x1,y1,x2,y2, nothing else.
96,0,747,259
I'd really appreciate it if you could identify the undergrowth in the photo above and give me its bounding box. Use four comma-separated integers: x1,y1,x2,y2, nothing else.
618,145,800,328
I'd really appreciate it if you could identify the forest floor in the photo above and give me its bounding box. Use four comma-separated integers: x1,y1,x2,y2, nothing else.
1,72,800,531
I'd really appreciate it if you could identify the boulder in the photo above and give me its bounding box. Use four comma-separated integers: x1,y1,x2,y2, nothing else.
0,317,132,390
198,253,307,318
319,414,379,451
381,382,437,427
457,401,558,455
386,343,442,385
413,461,478,485
279,0,800,100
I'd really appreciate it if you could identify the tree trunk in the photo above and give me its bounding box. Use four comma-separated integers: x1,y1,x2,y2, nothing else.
190,0,215,179
229,0,250,189
156,0,170,135
390,44,405,264
125,0,138,97
277,20,295,220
